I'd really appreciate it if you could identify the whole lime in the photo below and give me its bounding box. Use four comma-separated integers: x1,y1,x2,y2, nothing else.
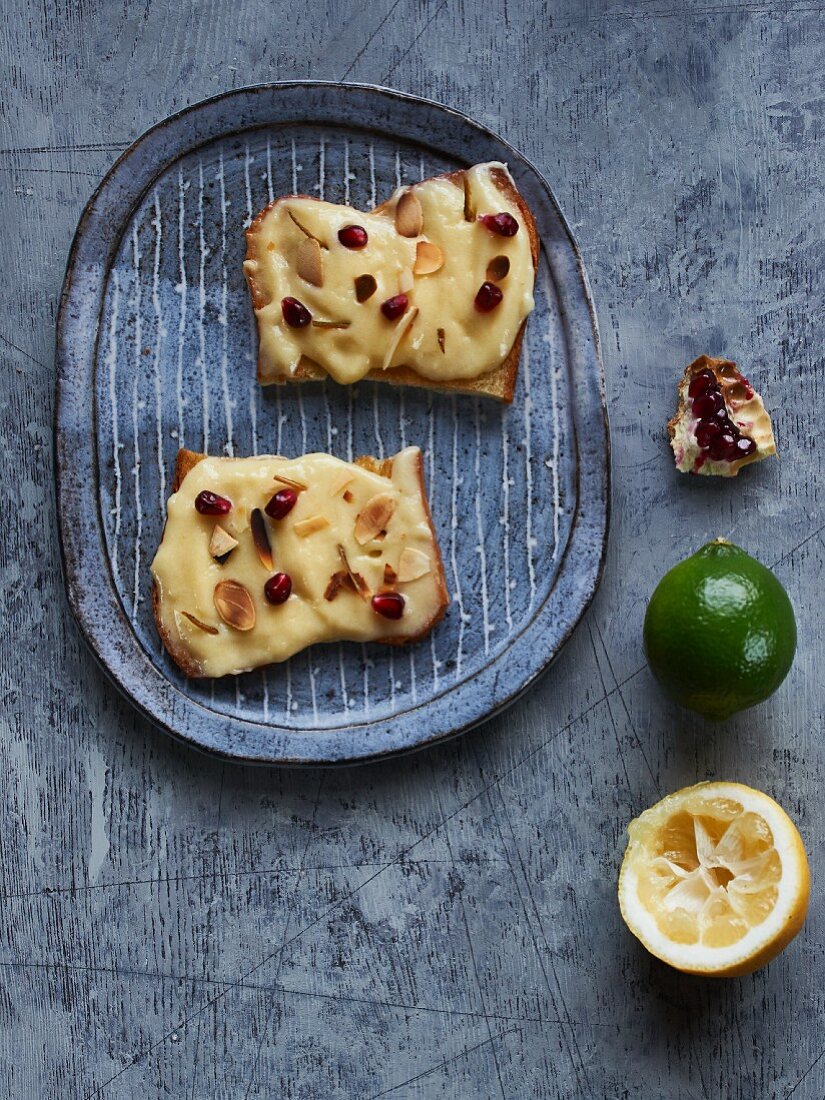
643,539,796,721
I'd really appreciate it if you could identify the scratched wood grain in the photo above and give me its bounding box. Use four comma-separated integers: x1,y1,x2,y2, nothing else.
0,0,823,1097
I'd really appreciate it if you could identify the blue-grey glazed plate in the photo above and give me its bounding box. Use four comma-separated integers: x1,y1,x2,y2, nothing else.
55,82,609,765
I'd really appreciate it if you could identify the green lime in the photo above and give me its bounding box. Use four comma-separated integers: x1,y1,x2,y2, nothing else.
643,539,796,721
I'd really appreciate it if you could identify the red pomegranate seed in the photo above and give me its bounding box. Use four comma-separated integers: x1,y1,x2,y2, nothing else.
195,490,231,515
692,390,723,418
709,432,738,462
688,369,716,398
695,420,721,448
381,294,409,321
338,224,368,249
265,488,298,519
474,282,503,312
479,212,519,237
264,572,292,605
281,297,311,327
735,436,757,458
371,592,405,620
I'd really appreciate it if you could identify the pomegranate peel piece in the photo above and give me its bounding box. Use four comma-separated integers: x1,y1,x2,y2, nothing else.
668,355,776,478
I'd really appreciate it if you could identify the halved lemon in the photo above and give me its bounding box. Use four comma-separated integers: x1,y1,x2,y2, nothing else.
618,782,809,976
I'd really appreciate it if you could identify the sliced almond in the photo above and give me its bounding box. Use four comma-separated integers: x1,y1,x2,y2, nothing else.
209,524,238,562
273,472,307,491
311,318,351,329
181,611,219,636
287,209,328,249
354,273,377,302
462,174,476,221
328,469,356,497
294,514,330,538
397,547,431,582
395,190,423,237
383,563,398,586
343,489,354,503
250,508,273,570
337,544,370,600
381,306,418,373
413,241,444,275
437,327,446,354
214,580,256,632
486,255,510,282
355,492,398,544
296,236,324,286
324,571,346,601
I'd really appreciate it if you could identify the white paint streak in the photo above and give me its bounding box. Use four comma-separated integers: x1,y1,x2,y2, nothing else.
523,342,536,602
175,166,187,450
474,402,491,653
86,748,109,885
197,160,209,453
131,224,144,620
150,189,166,508
449,395,466,675
217,152,234,455
106,270,122,585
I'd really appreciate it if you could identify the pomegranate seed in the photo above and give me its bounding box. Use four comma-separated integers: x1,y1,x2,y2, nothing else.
281,297,311,327
381,294,408,321
479,212,519,237
688,369,716,398
265,488,298,519
692,390,723,418
474,282,503,312
371,592,405,620
338,224,368,249
264,572,292,605
195,490,231,515
735,436,757,458
695,420,721,448
709,432,738,462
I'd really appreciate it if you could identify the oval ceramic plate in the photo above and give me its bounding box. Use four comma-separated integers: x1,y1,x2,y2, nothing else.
55,82,609,765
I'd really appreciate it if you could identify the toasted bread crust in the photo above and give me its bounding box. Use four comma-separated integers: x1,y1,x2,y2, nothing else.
244,167,539,404
153,448,449,678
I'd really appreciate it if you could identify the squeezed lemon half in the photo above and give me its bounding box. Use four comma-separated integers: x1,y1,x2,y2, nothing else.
618,782,809,976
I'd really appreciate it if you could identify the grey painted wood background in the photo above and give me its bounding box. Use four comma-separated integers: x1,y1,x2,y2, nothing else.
1,0,823,1097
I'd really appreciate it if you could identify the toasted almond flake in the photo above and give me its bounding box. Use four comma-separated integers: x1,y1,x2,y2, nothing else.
437,327,446,354
462,174,476,221
398,267,414,293
296,236,324,286
324,571,346,601
486,254,510,282
294,515,330,538
214,580,256,631
398,547,431,582
250,508,273,569
182,611,219,635
287,209,328,248
311,318,351,329
395,190,423,237
209,524,238,562
355,492,398,544
337,544,370,600
328,469,356,497
354,273,377,302
343,489,354,503
383,563,398,586
413,241,444,275
273,472,307,491
381,306,419,373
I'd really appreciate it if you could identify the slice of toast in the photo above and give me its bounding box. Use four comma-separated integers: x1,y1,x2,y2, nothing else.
243,162,539,403
150,447,449,678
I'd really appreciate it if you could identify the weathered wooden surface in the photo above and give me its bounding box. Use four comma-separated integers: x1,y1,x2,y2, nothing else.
1,1,823,1097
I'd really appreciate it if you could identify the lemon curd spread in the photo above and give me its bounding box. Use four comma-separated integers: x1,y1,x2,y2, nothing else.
150,448,448,677
243,162,536,386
